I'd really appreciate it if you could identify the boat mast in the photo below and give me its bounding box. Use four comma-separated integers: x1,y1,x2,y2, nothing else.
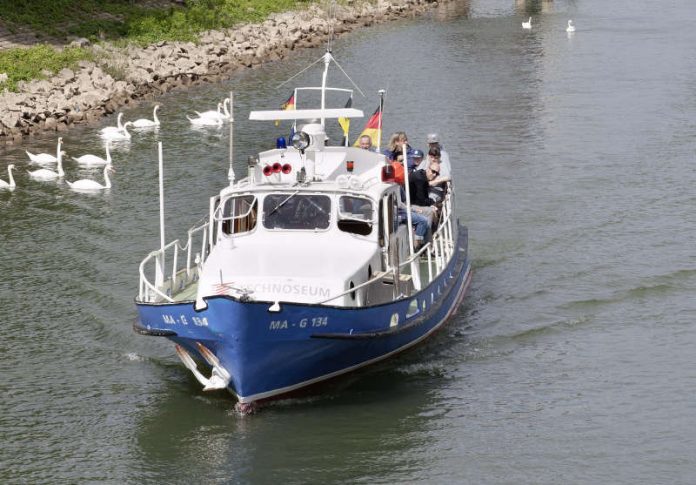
155,141,165,288
228,90,235,185
320,51,332,128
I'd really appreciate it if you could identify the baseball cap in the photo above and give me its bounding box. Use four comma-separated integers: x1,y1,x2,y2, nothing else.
412,149,424,159
426,133,440,144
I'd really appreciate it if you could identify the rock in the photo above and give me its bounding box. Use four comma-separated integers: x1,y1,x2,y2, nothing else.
69,37,91,48
0,0,437,142
44,117,58,131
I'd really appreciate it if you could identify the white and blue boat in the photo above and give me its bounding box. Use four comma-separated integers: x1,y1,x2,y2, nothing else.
134,52,472,411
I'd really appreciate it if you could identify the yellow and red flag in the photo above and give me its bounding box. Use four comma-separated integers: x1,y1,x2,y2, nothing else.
338,97,352,146
353,104,382,147
275,92,295,126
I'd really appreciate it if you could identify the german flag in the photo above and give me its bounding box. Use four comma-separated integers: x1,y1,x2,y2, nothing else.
275,92,295,126
353,104,382,147
338,97,352,146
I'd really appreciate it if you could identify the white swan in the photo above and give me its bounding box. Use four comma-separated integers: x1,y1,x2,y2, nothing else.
27,138,65,180
67,164,114,191
187,114,223,127
72,141,112,167
195,102,224,120
522,17,532,29
222,97,232,120
566,20,575,32
0,164,16,189
99,112,125,135
132,105,160,128
100,121,133,141
26,137,65,165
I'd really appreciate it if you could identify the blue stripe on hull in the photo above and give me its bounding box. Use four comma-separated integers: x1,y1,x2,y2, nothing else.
135,226,471,403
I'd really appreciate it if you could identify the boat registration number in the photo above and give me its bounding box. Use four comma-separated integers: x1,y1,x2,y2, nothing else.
162,314,209,327
269,316,328,331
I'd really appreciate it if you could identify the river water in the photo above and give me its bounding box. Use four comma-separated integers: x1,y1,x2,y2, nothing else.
2,0,696,483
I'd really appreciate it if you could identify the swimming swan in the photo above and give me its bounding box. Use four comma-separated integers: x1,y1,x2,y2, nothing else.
132,105,160,128
522,17,532,29
195,102,224,120
72,141,112,167
100,122,133,141
187,114,223,127
221,98,232,120
99,112,125,135
26,137,65,165
0,164,16,189
566,20,575,32
67,164,114,191
27,137,65,180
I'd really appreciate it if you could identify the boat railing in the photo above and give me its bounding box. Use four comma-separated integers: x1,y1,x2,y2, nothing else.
138,218,211,303
317,185,455,305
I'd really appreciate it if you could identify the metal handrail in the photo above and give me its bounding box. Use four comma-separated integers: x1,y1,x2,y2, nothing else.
138,219,211,302
317,186,455,306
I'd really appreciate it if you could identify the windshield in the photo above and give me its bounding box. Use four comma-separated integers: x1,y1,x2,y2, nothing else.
263,193,331,230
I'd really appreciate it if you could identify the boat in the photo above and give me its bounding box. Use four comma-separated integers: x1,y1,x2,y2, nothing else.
133,51,472,411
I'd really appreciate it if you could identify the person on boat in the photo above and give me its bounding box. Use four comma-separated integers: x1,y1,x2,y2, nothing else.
420,146,449,205
411,149,425,172
408,157,440,223
358,134,376,151
397,205,430,250
420,133,452,183
383,131,417,171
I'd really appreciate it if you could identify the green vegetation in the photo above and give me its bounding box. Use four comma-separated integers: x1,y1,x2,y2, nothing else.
0,0,318,91
0,0,316,44
0,45,91,91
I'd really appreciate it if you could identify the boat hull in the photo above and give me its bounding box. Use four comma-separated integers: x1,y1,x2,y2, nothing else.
135,225,471,403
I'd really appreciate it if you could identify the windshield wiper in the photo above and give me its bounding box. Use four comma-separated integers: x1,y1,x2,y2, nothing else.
267,190,300,217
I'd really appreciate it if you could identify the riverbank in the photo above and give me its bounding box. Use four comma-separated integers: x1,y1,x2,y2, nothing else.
0,0,439,145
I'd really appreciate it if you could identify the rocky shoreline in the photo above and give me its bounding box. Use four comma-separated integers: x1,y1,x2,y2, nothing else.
0,0,439,145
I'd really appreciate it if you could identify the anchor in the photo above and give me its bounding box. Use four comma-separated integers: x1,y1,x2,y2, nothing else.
175,343,231,391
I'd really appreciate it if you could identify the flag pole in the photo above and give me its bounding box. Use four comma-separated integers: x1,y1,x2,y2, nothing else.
376,89,385,151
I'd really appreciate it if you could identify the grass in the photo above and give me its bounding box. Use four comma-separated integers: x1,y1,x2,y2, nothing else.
0,45,91,91
0,0,316,44
0,0,319,91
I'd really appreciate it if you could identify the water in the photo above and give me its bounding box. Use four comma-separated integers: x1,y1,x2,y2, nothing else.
2,0,696,482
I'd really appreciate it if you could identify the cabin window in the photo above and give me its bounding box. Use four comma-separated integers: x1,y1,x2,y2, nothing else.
263,194,331,230
221,195,258,235
338,195,373,236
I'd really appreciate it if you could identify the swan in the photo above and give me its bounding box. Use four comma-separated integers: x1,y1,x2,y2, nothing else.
222,97,232,120
132,105,160,128
195,102,224,120
522,17,532,29
26,137,65,165
27,140,65,180
100,121,133,141
72,141,112,167
99,112,125,135
0,164,16,189
187,114,223,127
566,20,575,32
67,164,114,191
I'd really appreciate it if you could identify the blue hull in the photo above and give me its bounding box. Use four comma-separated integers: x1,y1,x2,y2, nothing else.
135,225,471,403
